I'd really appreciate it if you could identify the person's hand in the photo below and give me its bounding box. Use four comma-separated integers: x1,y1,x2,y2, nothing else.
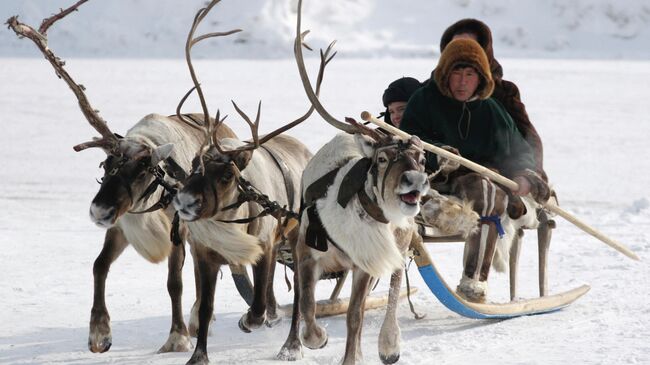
436,145,461,174
512,170,551,204
512,175,531,196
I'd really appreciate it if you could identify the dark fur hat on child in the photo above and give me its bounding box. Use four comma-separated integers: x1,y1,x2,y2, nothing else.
382,77,421,107
382,77,421,125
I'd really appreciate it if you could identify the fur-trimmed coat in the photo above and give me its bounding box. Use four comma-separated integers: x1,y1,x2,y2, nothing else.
440,18,546,180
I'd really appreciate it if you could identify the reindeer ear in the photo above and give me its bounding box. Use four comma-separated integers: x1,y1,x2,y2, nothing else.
354,133,376,158
234,150,253,171
151,143,174,165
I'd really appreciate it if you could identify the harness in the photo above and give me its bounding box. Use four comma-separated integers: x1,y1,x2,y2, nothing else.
303,157,389,252
129,158,188,214
215,145,297,225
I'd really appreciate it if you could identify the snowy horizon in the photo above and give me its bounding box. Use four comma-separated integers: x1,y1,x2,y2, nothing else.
2,0,650,60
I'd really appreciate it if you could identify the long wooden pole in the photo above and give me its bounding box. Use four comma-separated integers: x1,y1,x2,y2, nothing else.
361,111,639,261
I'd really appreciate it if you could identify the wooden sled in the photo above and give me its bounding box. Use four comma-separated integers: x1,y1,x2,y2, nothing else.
410,238,590,319
231,264,417,318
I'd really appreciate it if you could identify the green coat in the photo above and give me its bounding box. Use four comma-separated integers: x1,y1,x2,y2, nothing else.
400,80,536,178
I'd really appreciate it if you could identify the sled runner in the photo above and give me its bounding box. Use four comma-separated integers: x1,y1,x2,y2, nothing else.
232,262,418,317
410,239,590,319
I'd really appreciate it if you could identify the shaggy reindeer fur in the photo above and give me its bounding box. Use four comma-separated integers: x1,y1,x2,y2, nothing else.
419,190,479,238
304,133,421,277
317,157,407,277
183,136,308,265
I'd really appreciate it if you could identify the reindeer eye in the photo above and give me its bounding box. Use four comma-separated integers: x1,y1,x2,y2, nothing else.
221,170,234,182
419,157,427,166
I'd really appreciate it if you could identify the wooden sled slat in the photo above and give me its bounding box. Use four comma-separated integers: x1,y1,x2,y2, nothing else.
411,240,590,319
279,287,418,318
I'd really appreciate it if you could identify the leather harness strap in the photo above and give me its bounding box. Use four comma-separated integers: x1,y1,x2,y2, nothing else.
260,145,295,210
358,188,389,224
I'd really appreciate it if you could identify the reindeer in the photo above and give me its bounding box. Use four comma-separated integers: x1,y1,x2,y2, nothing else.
451,172,554,302
7,2,237,354
168,1,335,364
276,2,429,363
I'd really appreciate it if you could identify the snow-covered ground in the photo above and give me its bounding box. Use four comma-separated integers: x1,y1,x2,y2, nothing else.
0,54,649,364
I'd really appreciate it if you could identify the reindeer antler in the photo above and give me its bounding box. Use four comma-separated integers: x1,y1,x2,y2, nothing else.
175,0,241,134
6,0,120,153
178,0,335,160
294,0,359,135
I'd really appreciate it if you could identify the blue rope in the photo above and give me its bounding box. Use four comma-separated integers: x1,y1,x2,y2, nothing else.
480,214,505,238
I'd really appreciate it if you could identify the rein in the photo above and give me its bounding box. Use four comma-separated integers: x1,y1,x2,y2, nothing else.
217,175,298,224
129,157,188,214
217,146,298,227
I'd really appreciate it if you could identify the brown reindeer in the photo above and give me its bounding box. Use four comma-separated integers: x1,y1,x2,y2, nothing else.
168,1,336,364
276,2,429,363
7,2,236,353
446,171,554,303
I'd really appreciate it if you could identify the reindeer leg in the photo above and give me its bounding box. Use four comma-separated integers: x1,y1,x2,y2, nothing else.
378,269,403,364
186,247,220,365
509,229,524,301
158,242,193,353
239,245,271,332
88,227,129,353
299,253,327,349
537,210,554,297
265,245,281,327
343,269,372,365
456,177,506,303
188,241,214,337
277,232,303,361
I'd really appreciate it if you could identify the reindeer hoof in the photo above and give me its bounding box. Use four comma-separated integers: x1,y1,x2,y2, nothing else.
238,310,265,333
88,331,112,353
300,326,328,350
185,350,209,365
380,353,400,364
276,345,303,361
456,276,487,303
157,331,193,353
265,313,282,328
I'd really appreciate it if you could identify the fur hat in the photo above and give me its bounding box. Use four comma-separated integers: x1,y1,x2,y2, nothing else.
382,77,421,107
439,18,503,80
434,38,494,100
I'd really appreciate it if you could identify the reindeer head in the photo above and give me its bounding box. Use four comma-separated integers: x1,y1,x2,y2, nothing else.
89,140,174,227
354,133,429,222
173,144,251,222
171,0,333,223
292,0,428,220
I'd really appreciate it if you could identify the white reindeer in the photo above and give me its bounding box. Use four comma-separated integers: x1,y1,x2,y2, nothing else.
277,4,430,363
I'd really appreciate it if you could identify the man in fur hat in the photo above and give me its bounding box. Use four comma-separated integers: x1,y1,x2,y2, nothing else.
400,38,550,302
440,18,547,181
